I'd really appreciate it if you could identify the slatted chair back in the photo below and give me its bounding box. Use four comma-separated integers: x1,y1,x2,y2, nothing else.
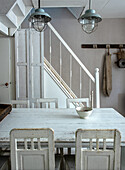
76,129,121,170
11,100,30,108
10,128,55,170
32,98,58,108
66,98,90,108
66,91,93,109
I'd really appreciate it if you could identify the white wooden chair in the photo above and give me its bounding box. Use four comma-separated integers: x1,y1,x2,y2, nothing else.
32,98,58,108
10,128,55,170
66,98,90,108
66,91,93,108
11,99,30,108
76,129,121,170
64,129,121,170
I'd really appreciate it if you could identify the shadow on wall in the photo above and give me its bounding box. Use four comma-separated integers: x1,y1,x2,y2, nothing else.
118,94,125,117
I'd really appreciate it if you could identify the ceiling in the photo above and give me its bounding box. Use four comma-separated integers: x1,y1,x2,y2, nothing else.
22,0,125,18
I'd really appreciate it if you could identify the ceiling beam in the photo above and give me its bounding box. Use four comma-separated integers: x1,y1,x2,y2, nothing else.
0,22,8,35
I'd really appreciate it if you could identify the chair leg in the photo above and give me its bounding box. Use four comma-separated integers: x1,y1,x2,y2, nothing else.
60,148,63,156
56,148,59,154
68,148,71,155
63,155,75,170
0,156,10,170
55,154,63,170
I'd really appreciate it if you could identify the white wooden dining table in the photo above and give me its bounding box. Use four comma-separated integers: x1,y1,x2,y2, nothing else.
0,108,125,169
1,107,125,145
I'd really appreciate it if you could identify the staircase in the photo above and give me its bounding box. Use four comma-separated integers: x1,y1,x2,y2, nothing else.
14,25,100,108
44,57,77,99
0,0,32,36
45,23,100,108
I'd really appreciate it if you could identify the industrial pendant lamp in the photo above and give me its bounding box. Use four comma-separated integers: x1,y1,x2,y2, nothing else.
78,0,102,34
29,0,51,32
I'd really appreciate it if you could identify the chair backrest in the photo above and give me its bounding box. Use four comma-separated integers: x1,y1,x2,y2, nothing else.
67,91,94,108
75,129,121,170
11,100,30,108
32,98,58,108
10,128,55,170
66,98,90,108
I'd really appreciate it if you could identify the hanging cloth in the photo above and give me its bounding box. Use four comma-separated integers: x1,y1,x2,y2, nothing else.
103,51,112,96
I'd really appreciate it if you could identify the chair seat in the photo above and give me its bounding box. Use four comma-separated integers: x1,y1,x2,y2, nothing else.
0,156,9,170
63,155,75,170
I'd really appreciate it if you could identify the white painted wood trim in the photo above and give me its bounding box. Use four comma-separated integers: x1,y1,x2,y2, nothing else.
95,68,100,108
49,29,52,68
6,10,17,27
80,67,82,98
44,58,77,99
114,129,121,169
66,98,89,108
69,55,72,95
17,62,27,66
89,79,91,100
90,90,94,109
17,0,26,16
59,42,62,82
30,30,34,99
9,28,17,36
36,98,58,108
45,64,76,99
40,32,44,98
15,31,19,99
11,99,30,108
29,29,32,106
8,38,11,102
0,22,8,35
48,23,95,83
26,30,30,100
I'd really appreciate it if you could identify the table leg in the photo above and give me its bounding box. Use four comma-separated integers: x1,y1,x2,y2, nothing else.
121,146,125,170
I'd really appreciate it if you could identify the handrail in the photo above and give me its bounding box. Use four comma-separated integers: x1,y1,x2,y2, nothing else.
48,23,95,83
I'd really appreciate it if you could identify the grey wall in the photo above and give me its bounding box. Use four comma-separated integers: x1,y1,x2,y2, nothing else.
22,8,125,116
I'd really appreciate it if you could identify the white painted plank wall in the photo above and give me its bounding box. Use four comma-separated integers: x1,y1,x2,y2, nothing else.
15,29,44,105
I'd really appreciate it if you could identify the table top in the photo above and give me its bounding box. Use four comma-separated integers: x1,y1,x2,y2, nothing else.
0,108,125,147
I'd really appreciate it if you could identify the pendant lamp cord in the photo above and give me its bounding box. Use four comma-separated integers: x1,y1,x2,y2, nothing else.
89,0,91,9
39,0,40,8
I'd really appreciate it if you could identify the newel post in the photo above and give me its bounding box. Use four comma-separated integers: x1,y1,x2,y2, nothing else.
95,68,100,108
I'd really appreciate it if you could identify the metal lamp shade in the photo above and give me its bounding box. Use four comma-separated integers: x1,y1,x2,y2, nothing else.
78,9,102,34
29,8,51,32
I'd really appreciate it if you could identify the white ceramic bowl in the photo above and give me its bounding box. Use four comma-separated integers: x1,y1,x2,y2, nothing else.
76,107,93,119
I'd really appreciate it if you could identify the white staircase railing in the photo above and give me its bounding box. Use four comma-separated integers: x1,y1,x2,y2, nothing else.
44,58,77,99
47,23,100,108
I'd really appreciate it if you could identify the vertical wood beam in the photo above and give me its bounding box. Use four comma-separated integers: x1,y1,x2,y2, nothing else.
80,67,82,98
15,31,19,99
95,68,100,108
40,32,44,98
70,55,72,95
59,42,62,82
